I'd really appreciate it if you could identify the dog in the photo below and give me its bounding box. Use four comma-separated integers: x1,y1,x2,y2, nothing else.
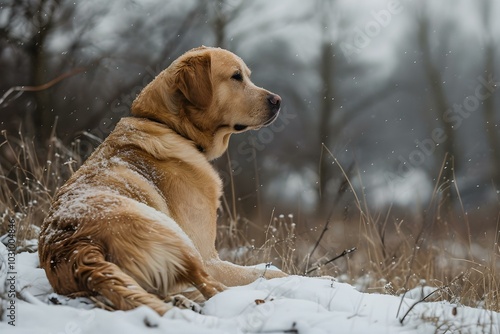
38,46,286,315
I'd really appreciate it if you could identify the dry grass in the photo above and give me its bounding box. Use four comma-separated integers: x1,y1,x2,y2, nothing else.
0,127,84,248
1,132,499,314
216,204,500,313
217,149,500,313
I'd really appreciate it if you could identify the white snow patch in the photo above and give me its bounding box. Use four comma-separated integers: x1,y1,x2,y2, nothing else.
1,243,499,333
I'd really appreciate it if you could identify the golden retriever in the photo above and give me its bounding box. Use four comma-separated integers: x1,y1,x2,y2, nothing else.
38,46,286,315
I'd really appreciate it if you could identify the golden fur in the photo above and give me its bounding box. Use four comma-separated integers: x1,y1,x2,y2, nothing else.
38,46,285,315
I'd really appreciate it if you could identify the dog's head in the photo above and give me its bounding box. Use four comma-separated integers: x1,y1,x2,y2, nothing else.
131,46,281,160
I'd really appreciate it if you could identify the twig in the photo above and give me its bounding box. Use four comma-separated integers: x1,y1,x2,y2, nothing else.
80,131,103,144
399,273,464,325
322,247,357,266
0,67,85,107
304,216,331,274
322,144,365,219
305,247,357,275
305,144,355,274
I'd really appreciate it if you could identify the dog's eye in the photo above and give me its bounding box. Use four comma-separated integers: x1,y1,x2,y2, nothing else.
231,72,243,82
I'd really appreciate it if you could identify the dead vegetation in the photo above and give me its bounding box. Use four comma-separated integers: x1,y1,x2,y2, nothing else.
1,133,499,313
0,127,84,248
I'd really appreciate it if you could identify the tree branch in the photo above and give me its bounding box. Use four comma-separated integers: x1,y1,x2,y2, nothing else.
0,67,85,107
305,247,357,275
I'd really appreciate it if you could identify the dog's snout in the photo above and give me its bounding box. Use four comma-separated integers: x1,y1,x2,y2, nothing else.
267,94,281,112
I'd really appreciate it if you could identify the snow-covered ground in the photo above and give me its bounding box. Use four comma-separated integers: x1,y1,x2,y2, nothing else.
1,243,499,334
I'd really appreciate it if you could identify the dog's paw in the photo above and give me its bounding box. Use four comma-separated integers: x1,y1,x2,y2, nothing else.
170,294,202,313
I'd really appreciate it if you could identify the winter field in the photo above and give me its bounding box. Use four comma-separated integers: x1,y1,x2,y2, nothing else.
0,242,499,334
2,0,500,332
1,134,500,333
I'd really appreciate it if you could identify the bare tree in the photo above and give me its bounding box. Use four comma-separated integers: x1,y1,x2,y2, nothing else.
1,0,63,139
316,0,339,216
314,0,398,216
414,2,457,213
0,0,211,146
481,0,500,190
0,0,113,140
211,0,245,48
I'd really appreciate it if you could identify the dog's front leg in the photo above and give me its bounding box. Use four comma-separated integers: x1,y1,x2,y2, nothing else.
205,258,287,287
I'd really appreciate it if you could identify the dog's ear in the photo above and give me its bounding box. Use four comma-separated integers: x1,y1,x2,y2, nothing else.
175,53,212,109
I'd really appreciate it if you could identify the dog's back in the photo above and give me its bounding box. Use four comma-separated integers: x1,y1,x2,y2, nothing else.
39,118,225,314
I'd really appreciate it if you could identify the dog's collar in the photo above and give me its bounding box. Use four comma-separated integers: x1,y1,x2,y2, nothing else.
138,116,205,154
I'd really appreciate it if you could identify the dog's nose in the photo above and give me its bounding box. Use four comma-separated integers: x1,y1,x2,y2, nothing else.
267,94,281,112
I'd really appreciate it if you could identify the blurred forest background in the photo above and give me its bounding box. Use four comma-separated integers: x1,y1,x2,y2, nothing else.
1,0,499,235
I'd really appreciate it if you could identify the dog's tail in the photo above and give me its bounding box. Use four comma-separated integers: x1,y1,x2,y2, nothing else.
41,243,173,315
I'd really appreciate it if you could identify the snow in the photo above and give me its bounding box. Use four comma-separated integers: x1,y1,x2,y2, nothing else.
1,243,499,333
